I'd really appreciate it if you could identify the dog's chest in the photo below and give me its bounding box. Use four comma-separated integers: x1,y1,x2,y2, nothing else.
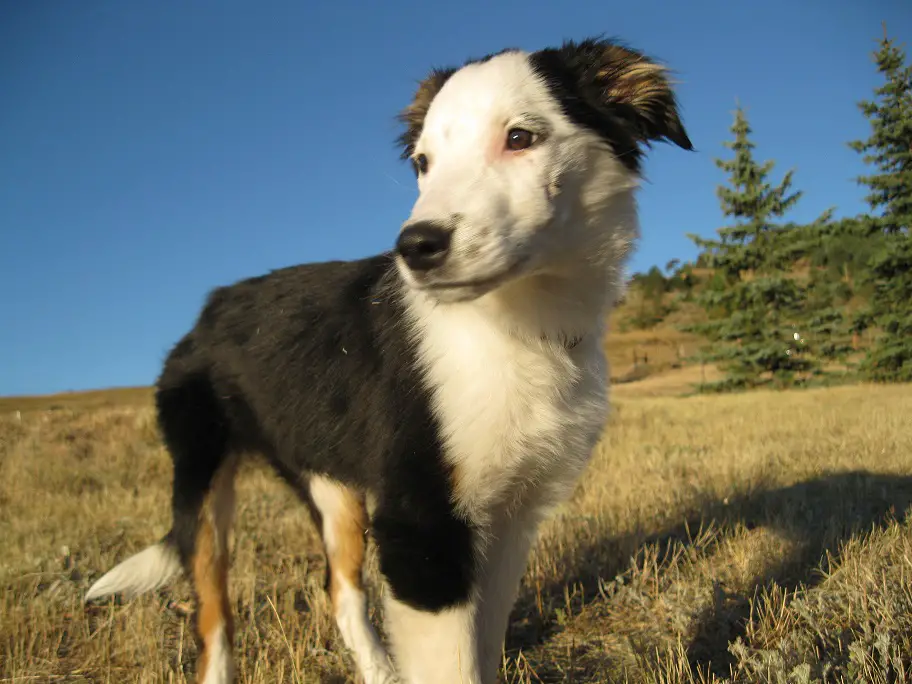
414,310,609,521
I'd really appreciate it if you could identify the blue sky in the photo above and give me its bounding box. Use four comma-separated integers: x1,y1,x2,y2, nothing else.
2,1,910,397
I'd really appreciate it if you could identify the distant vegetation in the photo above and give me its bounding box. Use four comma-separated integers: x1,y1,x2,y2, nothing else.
617,27,912,391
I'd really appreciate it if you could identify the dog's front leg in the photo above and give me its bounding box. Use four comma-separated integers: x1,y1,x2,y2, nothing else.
474,504,548,683
371,507,482,684
382,593,480,684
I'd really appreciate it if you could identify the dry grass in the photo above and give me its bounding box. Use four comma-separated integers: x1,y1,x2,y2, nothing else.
604,321,704,384
1,382,910,683
0,386,153,416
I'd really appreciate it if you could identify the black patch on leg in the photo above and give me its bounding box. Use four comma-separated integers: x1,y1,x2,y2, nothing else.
372,511,475,612
372,438,476,612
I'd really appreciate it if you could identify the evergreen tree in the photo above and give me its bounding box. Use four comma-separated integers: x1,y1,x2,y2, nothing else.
628,265,672,329
686,106,839,391
808,217,884,295
853,238,912,381
848,28,912,382
847,26,912,235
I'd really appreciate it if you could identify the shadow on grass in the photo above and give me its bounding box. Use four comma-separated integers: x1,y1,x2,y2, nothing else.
506,470,912,680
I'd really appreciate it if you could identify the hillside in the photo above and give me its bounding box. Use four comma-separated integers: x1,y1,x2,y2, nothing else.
0,253,885,414
0,307,713,417
2,380,910,682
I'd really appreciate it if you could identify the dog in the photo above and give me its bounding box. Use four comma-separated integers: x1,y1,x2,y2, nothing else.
85,37,692,684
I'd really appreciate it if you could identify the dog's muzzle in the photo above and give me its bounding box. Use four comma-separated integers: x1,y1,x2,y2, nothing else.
395,221,452,273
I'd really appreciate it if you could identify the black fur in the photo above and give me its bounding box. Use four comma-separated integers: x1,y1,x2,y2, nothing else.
529,38,692,173
529,47,643,173
155,253,475,613
396,37,692,172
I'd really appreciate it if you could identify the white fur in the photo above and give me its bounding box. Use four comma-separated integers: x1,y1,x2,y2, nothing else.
309,476,345,553
200,623,234,684
309,477,397,683
336,581,398,684
383,594,479,684
400,50,638,305
84,542,181,602
473,503,551,682
397,49,634,526
380,503,552,684
395,48,635,529
386,48,642,683
404,289,610,526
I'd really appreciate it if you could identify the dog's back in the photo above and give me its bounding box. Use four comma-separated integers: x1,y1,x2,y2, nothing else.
157,253,406,498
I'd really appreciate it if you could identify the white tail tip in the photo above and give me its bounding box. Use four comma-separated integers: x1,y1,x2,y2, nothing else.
85,542,182,603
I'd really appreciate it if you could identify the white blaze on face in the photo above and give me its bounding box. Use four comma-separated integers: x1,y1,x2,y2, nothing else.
400,48,642,301
406,52,577,286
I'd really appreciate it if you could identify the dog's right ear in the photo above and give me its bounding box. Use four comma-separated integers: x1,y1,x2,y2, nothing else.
396,68,456,161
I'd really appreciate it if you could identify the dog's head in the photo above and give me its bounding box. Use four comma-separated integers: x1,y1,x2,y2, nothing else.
393,37,693,303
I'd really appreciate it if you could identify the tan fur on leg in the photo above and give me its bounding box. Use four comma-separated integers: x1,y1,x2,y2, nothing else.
192,461,237,684
309,476,396,684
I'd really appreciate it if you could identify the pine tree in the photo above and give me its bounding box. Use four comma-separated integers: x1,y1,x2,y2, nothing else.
847,25,912,235
686,105,838,391
848,27,912,382
691,107,807,273
628,265,672,329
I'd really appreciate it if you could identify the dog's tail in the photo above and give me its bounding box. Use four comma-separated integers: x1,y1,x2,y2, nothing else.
84,533,182,603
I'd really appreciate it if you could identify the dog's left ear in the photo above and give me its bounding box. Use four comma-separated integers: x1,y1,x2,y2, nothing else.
595,42,692,150
542,38,693,151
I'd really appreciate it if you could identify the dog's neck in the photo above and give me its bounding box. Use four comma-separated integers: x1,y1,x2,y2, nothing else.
401,260,618,354
481,267,615,349
398,195,637,353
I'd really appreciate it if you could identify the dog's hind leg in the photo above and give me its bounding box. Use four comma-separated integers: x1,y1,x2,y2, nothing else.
157,371,239,684
187,458,237,684
308,476,397,684
85,358,240,683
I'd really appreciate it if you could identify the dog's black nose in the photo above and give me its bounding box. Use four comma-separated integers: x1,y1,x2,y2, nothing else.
396,221,452,272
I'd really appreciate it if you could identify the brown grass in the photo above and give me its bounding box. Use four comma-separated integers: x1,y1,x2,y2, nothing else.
0,386,153,415
605,309,705,378
1,382,910,683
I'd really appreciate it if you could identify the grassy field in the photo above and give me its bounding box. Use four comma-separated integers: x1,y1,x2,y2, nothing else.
2,376,911,682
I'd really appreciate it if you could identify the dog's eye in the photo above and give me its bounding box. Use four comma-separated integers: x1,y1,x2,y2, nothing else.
506,128,535,151
412,153,429,176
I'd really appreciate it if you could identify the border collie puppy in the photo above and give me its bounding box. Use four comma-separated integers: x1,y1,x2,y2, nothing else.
85,37,692,684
